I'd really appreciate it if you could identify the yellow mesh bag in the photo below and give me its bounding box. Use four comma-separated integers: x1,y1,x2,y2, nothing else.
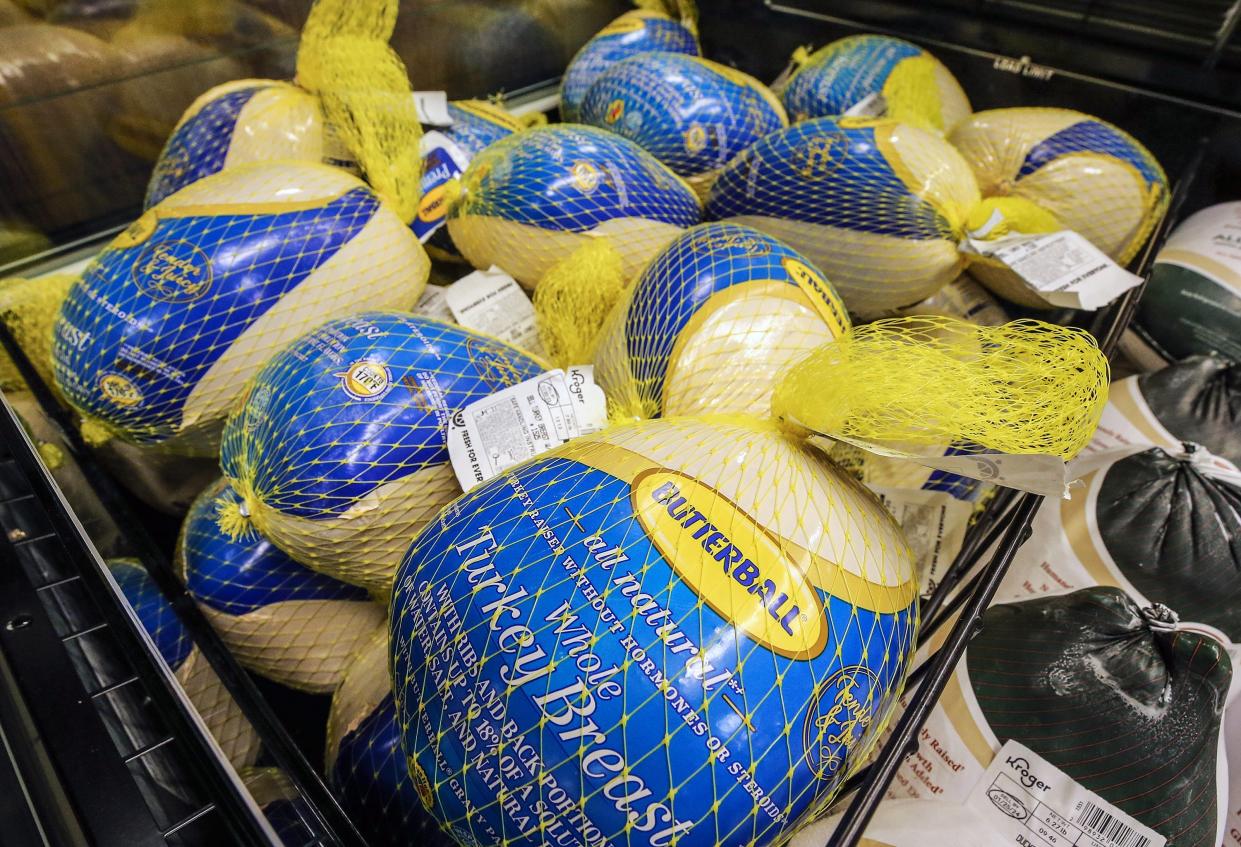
175,480,386,694
782,34,972,133
52,161,430,454
773,316,1108,461
217,311,549,594
447,124,702,290
390,415,920,847
109,558,261,771
706,113,1166,317
385,315,1108,847
578,53,787,199
326,630,442,844
0,273,75,392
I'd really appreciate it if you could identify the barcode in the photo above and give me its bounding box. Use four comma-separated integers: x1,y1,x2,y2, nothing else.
1073,801,1150,847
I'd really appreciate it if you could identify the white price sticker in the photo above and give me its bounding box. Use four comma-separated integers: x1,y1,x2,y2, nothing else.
966,740,1165,847
413,91,453,126
844,91,888,117
446,367,608,492
443,267,544,356
413,285,454,322
963,230,1141,310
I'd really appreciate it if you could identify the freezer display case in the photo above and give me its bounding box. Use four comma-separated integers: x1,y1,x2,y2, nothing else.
1,1,1240,846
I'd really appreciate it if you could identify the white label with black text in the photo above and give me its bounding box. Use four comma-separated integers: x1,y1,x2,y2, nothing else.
446,367,608,492
444,266,544,356
966,740,1165,847
964,230,1141,310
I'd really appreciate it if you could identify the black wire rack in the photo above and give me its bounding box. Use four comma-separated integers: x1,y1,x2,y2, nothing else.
1,2,1241,846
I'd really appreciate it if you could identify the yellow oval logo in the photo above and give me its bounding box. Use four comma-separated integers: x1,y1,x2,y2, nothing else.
99,373,143,407
631,469,827,659
335,360,392,401
683,124,707,154
781,257,850,337
605,99,625,124
417,183,449,224
571,161,601,194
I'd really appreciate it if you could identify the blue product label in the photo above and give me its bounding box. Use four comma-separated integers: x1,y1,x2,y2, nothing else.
184,484,370,615
53,187,378,442
146,85,266,209
784,35,921,122
1018,119,1164,190
390,440,916,847
413,140,469,243
621,223,846,409
581,54,785,178
220,312,545,521
454,126,701,233
561,12,699,121
111,559,194,670
705,118,953,241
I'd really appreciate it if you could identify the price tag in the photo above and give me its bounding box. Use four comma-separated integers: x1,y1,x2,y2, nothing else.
413,91,453,125
966,740,1165,847
963,230,1142,310
446,367,608,492
443,267,544,356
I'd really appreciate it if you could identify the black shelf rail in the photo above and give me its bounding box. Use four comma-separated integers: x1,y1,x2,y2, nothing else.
0,396,275,845
0,321,365,845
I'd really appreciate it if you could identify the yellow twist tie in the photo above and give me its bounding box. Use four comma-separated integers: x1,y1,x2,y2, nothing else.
215,485,261,542
78,416,115,448
772,316,1109,461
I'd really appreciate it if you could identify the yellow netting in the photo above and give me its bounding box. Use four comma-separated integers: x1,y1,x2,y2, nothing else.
533,238,627,369
632,0,698,32
781,35,971,133
589,222,852,423
216,312,548,593
296,0,421,223
447,125,701,290
53,162,430,454
951,108,1169,306
772,316,1109,460
883,53,944,131
0,273,75,392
